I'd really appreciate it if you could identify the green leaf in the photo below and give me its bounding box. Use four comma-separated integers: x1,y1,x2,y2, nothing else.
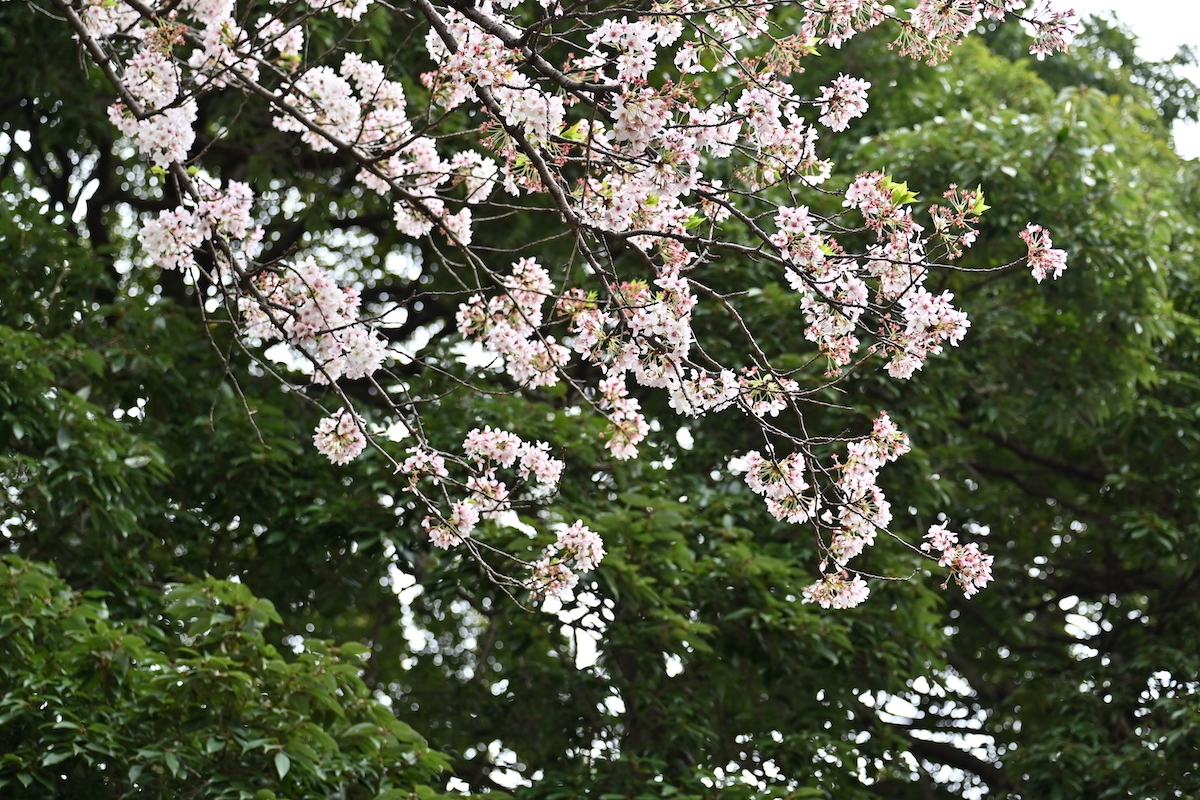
339,641,371,658
274,750,290,780
883,176,919,205
342,722,378,738
560,120,587,142
970,185,991,214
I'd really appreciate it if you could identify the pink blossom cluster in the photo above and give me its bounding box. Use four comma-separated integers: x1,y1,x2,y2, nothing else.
559,272,745,457
1020,223,1069,283
577,166,697,266
400,447,450,484
274,54,409,155
80,0,141,38
138,178,262,273
612,88,672,154
734,412,912,603
422,502,480,550
802,570,870,609
67,0,1081,604
563,276,692,382
864,234,928,304
597,376,649,460
1026,1,1083,59
463,426,522,468
885,287,971,380
587,17,675,83
256,16,304,60
197,179,261,247
844,172,917,234
515,441,566,495
702,1,770,66
930,184,986,258
799,0,887,49
407,428,595,598
456,258,571,389
138,208,205,272
185,0,259,88
817,74,871,132
530,559,579,599
833,173,977,379
922,523,995,597
427,6,567,149
666,369,739,418
463,426,565,498
895,0,1078,65
422,5,517,111
613,274,696,388
554,269,760,458
306,0,373,22
464,474,513,521
736,450,816,525
313,408,367,465
552,521,606,572
771,206,825,268
274,53,482,245
530,520,606,599
413,426,563,544
903,0,987,64
829,411,911,558
774,205,866,370
735,81,831,185
829,485,888,562
239,258,387,384
450,151,501,204
737,368,800,419
107,99,197,169
123,50,179,110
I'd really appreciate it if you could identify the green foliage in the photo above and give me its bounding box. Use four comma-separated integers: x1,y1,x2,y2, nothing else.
987,14,1200,128
0,557,455,799
2,5,1200,798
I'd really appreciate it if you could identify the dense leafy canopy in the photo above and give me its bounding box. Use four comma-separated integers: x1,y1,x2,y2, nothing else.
1,3,1199,799
0,558,452,798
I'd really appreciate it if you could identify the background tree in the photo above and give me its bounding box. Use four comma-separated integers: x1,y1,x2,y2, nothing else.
2,4,1199,800
0,558,453,798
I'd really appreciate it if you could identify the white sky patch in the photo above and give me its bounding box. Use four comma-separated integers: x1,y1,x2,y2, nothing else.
1065,0,1200,157
495,509,537,537
675,425,695,450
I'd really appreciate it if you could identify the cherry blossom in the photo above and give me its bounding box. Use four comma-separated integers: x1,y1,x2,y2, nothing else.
55,0,1079,603
817,74,871,131
139,208,205,272
923,523,995,597
1021,223,1069,283
531,559,578,599
802,571,870,609
314,408,368,465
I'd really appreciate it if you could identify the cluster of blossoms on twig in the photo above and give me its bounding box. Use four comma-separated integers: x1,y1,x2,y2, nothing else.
313,408,368,465
923,523,995,597
55,0,1079,603
734,411,912,607
240,258,387,385
396,428,605,596
1021,224,1070,283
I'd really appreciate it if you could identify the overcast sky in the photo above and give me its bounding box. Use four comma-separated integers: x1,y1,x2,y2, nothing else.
1063,0,1200,157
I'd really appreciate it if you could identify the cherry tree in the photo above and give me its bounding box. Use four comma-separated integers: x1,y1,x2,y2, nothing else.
41,0,1076,606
